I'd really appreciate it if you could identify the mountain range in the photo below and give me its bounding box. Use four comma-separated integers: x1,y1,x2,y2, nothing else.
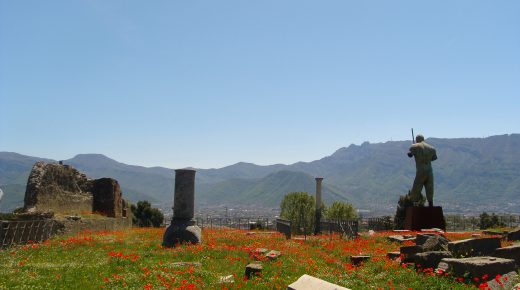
1,134,519,215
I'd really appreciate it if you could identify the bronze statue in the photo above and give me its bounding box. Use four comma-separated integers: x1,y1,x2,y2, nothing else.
407,134,437,206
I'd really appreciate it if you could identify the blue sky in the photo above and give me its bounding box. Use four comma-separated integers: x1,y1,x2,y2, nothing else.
1,1,519,169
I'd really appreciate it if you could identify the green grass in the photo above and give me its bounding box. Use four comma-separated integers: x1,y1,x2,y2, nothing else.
0,228,513,289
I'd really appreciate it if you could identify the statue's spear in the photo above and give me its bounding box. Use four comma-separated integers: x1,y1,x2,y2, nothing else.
411,128,415,144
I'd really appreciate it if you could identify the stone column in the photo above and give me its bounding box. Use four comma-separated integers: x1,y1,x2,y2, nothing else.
173,169,195,220
163,169,202,247
314,177,323,235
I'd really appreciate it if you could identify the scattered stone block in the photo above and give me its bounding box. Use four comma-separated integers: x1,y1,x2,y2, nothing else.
350,255,370,266
485,271,518,290
218,275,234,284
388,235,415,243
421,235,449,251
387,251,401,260
491,244,520,267
508,228,520,241
415,233,436,245
448,237,501,257
287,274,351,290
400,245,423,263
414,251,452,270
265,250,282,261
439,257,516,280
245,263,262,279
254,248,269,254
171,262,202,268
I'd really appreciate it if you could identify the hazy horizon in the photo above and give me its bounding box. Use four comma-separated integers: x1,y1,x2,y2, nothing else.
3,133,518,170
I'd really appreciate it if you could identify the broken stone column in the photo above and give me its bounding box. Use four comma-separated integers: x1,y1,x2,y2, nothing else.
163,169,201,247
314,177,323,235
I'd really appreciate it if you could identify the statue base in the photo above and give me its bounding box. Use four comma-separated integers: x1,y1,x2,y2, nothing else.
163,219,202,247
404,206,445,231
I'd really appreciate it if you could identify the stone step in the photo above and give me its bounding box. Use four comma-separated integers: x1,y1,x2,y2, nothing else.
448,237,500,257
491,245,520,267
400,245,423,263
438,256,516,280
414,251,452,270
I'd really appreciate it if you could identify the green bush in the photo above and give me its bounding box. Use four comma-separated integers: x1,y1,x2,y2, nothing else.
130,200,164,227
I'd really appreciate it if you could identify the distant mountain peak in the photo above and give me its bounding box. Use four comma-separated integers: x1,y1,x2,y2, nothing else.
72,153,112,160
66,154,120,167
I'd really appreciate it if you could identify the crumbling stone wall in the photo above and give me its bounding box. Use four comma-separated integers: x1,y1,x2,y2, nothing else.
92,178,122,218
24,162,92,214
23,162,125,218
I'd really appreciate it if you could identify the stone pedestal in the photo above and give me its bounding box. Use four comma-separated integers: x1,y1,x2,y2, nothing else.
404,206,445,231
163,169,202,247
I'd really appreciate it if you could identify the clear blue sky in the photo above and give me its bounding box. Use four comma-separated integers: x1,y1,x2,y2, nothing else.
1,1,519,169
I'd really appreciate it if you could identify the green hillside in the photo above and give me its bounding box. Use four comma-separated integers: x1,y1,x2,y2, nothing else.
1,134,519,214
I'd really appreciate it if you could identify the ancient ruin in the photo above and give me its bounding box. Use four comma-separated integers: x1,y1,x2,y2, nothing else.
163,169,202,247
391,231,519,285
23,161,127,218
314,177,323,234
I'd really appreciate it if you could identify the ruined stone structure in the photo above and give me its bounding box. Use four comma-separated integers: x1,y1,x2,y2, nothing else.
314,177,323,235
91,178,123,218
163,169,202,247
23,162,125,218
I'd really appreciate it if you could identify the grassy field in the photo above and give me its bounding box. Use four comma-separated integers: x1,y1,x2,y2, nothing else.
0,227,513,289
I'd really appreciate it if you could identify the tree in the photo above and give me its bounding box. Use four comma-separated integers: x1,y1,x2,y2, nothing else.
131,200,164,227
280,192,315,235
324,201,357,221
478,212,505,229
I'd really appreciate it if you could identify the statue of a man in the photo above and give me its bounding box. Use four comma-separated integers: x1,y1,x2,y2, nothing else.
407,134,437,207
